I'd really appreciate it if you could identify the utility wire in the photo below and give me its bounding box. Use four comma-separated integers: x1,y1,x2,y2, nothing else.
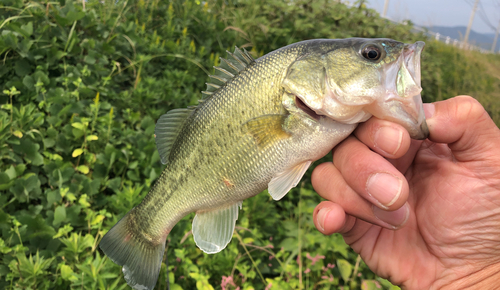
463,0,498,31
477,0,497,30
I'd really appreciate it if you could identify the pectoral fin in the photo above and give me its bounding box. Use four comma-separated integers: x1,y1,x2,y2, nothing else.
192,202,242,254
243,114,291,148
268,160,312,200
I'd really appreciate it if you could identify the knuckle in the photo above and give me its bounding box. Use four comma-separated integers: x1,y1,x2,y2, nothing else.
453,96,487,122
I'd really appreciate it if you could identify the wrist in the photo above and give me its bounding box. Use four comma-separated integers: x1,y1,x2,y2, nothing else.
433,263,500,290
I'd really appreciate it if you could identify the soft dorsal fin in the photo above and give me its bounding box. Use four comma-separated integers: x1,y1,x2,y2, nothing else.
155,107,196,164
202,46,255,98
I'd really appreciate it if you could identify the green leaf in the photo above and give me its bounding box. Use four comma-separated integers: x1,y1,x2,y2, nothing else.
84,55,96,64
13,130,23,138
279,237,297,252
66,193,77,203
0,238,12,254
32,70,49,86
43,137,56,148
86,135,98,141
15,59,32,77
0,181,13,191
72,128,85,139
14,164,26,176
0,170,16,190
71,122,86,130
72,148,83,157
21,22,33,36
337,259,353,282
243,237,254,244
78,194,90,208
47,190,61,204
361,280,380,290
0,173,10,184
3,31,18,49
14,138,44,166
195,280,215,290
90,215,104,226
53,224,73,239
66,11,86,22
170,284,183,290
76,165,89,174
22,75,35,90
60,264,78,281
330,233,349,258
53,206,67,226
5,166,17,180
9,174,41,202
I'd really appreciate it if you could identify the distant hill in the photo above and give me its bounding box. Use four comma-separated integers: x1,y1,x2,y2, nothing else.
425,25,498,52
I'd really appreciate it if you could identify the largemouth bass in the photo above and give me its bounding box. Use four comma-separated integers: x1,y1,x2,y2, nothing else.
100,38,429,290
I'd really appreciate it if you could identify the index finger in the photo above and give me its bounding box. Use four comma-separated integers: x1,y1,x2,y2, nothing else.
354,117,411,159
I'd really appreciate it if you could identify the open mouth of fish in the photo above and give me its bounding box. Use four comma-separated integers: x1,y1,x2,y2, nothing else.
294,96,322,120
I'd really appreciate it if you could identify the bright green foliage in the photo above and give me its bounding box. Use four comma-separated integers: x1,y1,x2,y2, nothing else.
1,0,499,289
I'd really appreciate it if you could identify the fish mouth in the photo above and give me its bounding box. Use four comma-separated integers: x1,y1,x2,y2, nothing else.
403,42,423,87
397,42,423,98
295,96,321,120
399,41,429,139
404,41,429,139
366,41,429,139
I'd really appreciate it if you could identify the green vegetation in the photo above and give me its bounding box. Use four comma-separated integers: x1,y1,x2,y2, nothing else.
1,0,499,289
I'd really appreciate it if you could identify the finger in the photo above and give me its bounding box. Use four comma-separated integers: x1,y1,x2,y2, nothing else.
313,201,388,250
332,136,409,210
354,118,411,159
426,96,500,162
388,139,423,173
312,162,410,229
313,201,356,235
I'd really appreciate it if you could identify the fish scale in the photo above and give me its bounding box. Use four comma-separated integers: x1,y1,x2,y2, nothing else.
100,38,429,290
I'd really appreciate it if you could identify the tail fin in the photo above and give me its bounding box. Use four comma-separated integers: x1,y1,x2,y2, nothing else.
99,211,166,290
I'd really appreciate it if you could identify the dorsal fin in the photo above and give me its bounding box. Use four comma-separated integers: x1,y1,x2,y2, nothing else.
202,46,255,98
155,107,196,164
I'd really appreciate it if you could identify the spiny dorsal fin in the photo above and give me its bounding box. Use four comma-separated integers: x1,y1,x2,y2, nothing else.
202,46,255,98
155,107,196,164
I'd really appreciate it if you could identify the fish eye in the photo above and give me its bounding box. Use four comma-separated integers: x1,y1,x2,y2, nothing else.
361,44,383,61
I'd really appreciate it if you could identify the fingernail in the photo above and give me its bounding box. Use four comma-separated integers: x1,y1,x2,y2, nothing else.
316,207,330,232
423,103,435,119
374,126,403,155
373,203,409,229
366,173,402,208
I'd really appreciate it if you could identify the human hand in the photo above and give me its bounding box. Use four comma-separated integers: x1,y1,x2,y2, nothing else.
311,96,500,289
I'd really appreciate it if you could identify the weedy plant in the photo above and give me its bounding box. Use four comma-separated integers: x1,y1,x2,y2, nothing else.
1,0,499,289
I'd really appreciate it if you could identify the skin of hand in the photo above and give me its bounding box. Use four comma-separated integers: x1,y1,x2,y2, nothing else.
311,96,500,289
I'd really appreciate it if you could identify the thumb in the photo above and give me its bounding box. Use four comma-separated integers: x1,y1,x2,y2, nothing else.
425,96,500,162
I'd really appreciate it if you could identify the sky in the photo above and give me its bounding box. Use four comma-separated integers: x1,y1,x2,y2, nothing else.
366,0,500,35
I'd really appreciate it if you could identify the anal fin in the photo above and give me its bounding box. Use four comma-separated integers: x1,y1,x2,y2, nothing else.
268,160,312,200
192,202,242,254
